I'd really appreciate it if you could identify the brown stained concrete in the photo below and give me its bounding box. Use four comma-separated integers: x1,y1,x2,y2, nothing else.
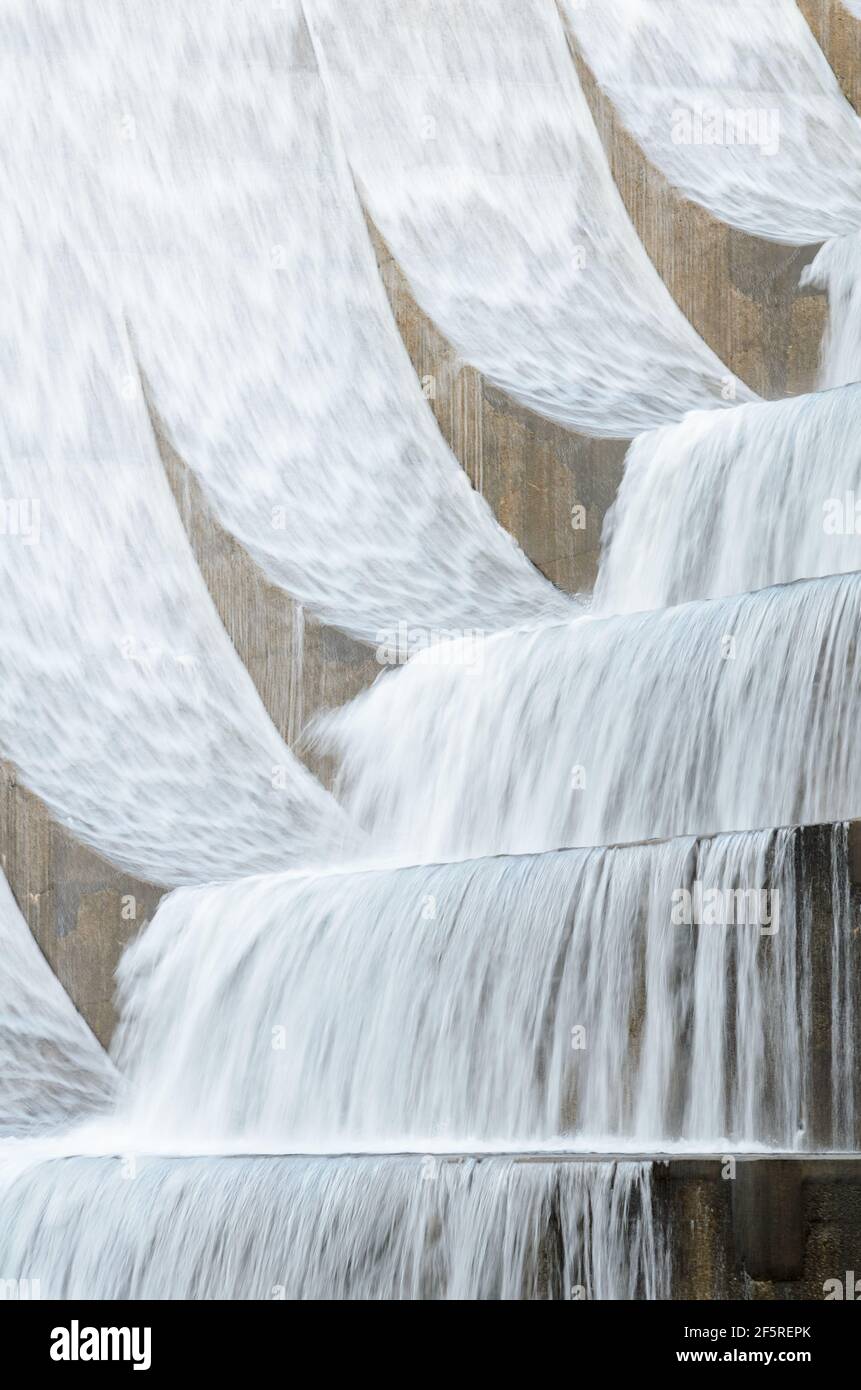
567,35,828,401
152,417,379,784
368,221,627,597
0,419,381,1049
653,1157,861,1300
0,768,164,1049
441,1153,861,1298
801,0,861,113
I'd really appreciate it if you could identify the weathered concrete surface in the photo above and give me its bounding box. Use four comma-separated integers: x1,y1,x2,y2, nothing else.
568,39,827,402
0,770,164,1048
801,0,861,113
154,418,379,784
416,1153,861,1299
793,822,861,1149
654,1156,861,1299
369,221,627,596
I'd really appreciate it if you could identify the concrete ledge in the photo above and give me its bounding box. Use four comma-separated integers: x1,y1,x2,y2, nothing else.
5,1151,858,1300
651,1155,861,1299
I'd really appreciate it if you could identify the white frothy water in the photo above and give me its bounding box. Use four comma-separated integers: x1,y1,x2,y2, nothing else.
0,276,352,884
563,0,861,398
305,0,751,437
801,233,861,389
594,386,861,615
0,1154,665,1300
2,0,859,1303
109,825,848,1152
6,0,568,647
0,5,359,881
562,0,861,244
0,871,115,1137
320,573,861,863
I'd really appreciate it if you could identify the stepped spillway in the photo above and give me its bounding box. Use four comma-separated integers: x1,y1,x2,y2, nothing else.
107,822,855,1153
320,572,861,863
2,0,861,1309
595,385,861,615
0,1154,663,1300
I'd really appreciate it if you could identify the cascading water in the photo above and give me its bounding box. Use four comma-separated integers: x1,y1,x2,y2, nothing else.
561,0,861,244
829,823,857,1147
801,233,861,388
2,0,861,1306
319,572,861,863
5,0,568,647
107,825,850,1153
0,1155,665,1301
305,0,750,436
563,0,861,401
1,813,850,1297
594,385,861,615
0,78,353,883
0,277,354,885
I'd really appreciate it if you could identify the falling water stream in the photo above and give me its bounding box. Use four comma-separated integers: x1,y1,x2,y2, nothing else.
320,572,861,863
0,1155,665,1301
802,234,861,388
561,0,861,244
305,0,749,436
2,0,861,1302
1,0,567,647
108,826,848,1153
595,384,861,614
562,0,861,388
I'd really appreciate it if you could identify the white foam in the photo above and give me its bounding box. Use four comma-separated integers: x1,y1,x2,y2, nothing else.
0,1153,664,1299
320,574,861,861
595,386,861,614
305,0,752,437
5,0,569,646
562,0,861,244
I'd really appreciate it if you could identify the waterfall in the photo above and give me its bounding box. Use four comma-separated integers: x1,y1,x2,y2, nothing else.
0,870,115,1137
0,35,356,886
829,823,857,1148
4,0,568,647
0,1154,665,1300
107,824,848,1152
305,0,750,436
562,0,861,396
2,0,860,1306
594,386,861,615
561,0,861,244
319,573,861,863
0,280,352,884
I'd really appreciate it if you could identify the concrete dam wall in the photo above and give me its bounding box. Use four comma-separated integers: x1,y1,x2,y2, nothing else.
3,0,861,1309
3,5,853,1042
